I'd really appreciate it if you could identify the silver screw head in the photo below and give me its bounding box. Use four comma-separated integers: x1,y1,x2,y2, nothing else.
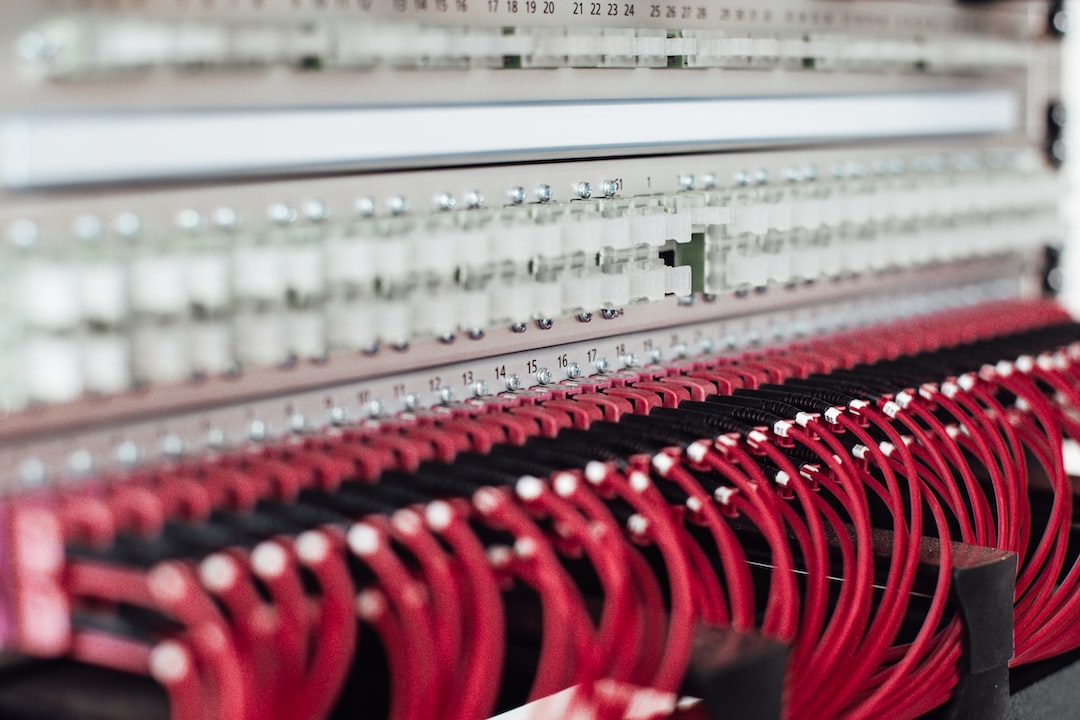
536,184,553,203
403,393,421,411
115,440,141,465
575,182,592,199
329,406,348,426
114,212,142,239
505,374,523,392
161,435,185,457
9,219,39,249
69,449,93,474
290,413,308,433
434,192,456,211
73,214,104,241
248,420,268,441
511,322,528,333
678,174,695,191
508,186,527,205
534,368,553,385
472,381,490,398
700,173,718,189
601,180,619,197
536,318,553,330
601,308,620,320
388,196,409,215
268,203,297,225
354,197,376,217
302,200,328,223
438,387,456,404
593,357,610,374
177,208,204,232
18,458,46,487
566,362,582,380
622,353,639,369
212,207,240,231
465,190,484,209
366,400,385,418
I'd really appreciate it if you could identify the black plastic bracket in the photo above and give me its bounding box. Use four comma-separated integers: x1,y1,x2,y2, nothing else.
684,624,788,720
927,540,1017,720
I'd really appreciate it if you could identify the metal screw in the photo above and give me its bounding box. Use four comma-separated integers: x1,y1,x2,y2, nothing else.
649,348,663,364
206,428,227,448
622,353,639,369
601,180,619,198
434,192,456,211
161,435,185,457
601,308,620,320
566,362,582,380
672,343,688,359
114,212,142,238
17,458,45,487
536,318,553,330
302,200,328,223
329,406,348,426
465,190,484,209
577,312,593,323
354,197,377,217
73,214,104,241
388,196,409,215
467,328,485,340
505,374,523,392
508,186,527,205
678,174,695,191
1053,9,1069,34
249,419,269,440
69,449,94,473
593,357,610,374
534,368,552,385
115,440,141,465
754,169,769,185
439,332,457,344
9,219,39,249
677,295,695,306
366,400,385,418
268,203,296,225
290,413,308,433
536,184,553,203
437,387,456,404
511,322,528,333
575,182,592,199
700,173,718,189
213,207,241,230
403,393,421,411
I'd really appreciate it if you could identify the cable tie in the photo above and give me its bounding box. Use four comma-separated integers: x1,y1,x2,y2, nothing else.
945,425,960,439
199,554,238,593
629,471,651,492
686,442,709,464
472,487,503,515
774,470,791,487
1016,396,1031,412
296,530,331,564
585,461,608,485
941,381,959,399
486,545,513,568
852,444,869,461
515,476,545,502
957,374,976,392
1055,351,1070,370
627,514,650,535
748,430,770,447
686,496,703,513
553,472,579,497
425,501,453,531
1037,353,1054,371
879,441,896,457
347,524,381,557
714,487,738,505
795,412,817,428
824,407,842,424
514,537,539,559
882,400,902,418
894,391,913,409
849,399,870,411
773,419,793,437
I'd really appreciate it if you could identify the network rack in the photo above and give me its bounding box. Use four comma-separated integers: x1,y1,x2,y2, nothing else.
0,1,1075,718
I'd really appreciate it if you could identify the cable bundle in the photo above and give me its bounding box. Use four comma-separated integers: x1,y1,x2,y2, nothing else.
5,297,1080,720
